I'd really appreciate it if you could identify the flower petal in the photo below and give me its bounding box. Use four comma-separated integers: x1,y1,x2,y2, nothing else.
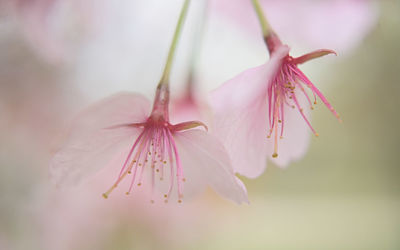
49,92,151,187
209,45,289,178
292,49,337,65
172,121,208,132
173,129,248,204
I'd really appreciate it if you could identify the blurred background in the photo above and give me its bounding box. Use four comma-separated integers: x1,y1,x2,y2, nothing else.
0,0,399,249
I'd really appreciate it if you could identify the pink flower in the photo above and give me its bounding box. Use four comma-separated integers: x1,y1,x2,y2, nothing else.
50,86,248,204
210,36,340,178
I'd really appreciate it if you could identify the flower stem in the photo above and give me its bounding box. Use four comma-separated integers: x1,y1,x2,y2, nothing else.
251,0,282,54
159,0,191,86
251,0,272,38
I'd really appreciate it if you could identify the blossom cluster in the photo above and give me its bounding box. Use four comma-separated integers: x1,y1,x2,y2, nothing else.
49,0,366,204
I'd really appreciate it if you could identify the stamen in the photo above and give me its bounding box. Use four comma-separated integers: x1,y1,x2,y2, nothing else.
150,129,160,201
293,67,341,122
159,128,168,183
272,118,278,158
103,131,149,199
296,80,313,110
118,131,145,179
126,158,140,194
126,132,152,194
271,93,280,158
102,118,189,201
292,92,318,137
167,129,184,200
166,128,175,199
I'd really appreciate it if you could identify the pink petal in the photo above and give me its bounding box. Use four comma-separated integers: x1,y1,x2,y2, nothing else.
49,92,151,187
173,129,248,204
209,45,289,178
172,121,208,132
292,49,337,65
170,96,203,124
268,88,311,167
170,93,213,126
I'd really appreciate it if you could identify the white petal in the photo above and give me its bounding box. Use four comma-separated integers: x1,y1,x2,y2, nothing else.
209,46,289,178
49,92,151,187
173,129,248,204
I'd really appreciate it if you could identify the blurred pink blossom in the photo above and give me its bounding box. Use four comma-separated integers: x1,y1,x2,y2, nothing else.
209,0,378,54
50,88,248,204
1,0,101,62
170,79,213,126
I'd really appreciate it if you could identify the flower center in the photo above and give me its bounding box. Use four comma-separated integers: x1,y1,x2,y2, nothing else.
267,59,340,158
102,119,185,204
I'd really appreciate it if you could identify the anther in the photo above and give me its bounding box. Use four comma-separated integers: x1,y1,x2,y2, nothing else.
164,194,168,198
150,200,155,204
137,183,142,186
178,200,182,203
102,193,108,199
272,153,278,158
125,192,130,195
